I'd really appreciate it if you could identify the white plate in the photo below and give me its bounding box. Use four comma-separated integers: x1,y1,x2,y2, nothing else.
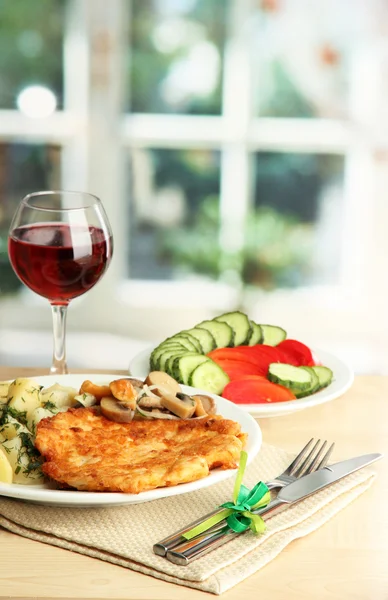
0,373,261,507
129,348,354,418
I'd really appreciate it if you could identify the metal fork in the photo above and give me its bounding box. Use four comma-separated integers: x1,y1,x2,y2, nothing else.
165,439,335,565
153,438,334,556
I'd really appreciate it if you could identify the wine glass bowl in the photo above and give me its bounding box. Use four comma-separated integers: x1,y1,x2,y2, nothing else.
8,191,113,374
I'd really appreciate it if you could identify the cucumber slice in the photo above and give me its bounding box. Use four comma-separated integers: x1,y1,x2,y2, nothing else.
195,320,233,348
312,365,333,390
183,327,216,353
292,367,320,397
215,311,252,346
165,352,197,377
174,331,202,353
172,354,210,385
159,348,189,373
189,360,230,395
166,335,199,353
247,321,263,346
268,363,312,391
260,324,287,346
151,343,187,370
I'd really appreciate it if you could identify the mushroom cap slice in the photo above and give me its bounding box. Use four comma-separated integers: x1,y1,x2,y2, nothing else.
137,395,164,409
144,371,181,397
100,396,134,423
160,391,196,419
192,394,217,416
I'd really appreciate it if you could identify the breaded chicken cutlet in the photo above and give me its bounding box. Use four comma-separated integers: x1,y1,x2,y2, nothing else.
34,408,247,493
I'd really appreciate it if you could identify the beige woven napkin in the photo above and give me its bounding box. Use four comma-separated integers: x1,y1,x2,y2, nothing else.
0,442,375,595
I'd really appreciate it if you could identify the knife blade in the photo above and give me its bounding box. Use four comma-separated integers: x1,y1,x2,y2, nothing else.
166,452,382,565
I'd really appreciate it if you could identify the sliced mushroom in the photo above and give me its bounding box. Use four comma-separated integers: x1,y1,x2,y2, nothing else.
79,380,111,400
192,394,217,417
128,378,145,393
109,379,137,410
135,405,180,420
160,391,196,419
100,396,134,423
137,395,164,409
73,392,98,408
144,371,181,397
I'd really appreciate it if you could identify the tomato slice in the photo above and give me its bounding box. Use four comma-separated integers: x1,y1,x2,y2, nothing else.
276,339,315,366
222,377,296,404
208,345,289,375
209,358,264,380
207,348,262,366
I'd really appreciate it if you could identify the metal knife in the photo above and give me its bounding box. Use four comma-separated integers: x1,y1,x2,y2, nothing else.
165,452,382,565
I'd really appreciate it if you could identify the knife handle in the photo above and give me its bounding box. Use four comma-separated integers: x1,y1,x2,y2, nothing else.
153,481,280,556
153,507,227,556
166,497,286,565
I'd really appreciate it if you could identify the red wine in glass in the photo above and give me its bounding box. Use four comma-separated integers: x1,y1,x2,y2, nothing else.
8,191,113,374
9,223,112,303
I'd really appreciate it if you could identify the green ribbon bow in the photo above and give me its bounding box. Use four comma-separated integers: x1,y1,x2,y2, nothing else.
183,451,271,540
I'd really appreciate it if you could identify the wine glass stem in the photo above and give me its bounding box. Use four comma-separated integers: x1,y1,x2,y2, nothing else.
50,304,69,375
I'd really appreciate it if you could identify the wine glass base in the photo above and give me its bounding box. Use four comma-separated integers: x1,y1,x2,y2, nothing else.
49,364,69,375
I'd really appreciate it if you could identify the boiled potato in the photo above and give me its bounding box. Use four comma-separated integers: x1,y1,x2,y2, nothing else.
0,409,30,440
7,378,42,419
0,381,10,405
0,445,13,484
28,405,65,435
39,383,78,409
1,434,44,484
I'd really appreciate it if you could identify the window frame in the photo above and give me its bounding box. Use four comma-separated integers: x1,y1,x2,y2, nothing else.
0,0,382,347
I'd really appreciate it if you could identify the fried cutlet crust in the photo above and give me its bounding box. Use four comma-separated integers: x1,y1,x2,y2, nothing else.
34,408,247,493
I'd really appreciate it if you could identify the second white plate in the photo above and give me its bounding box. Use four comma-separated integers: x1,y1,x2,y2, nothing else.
129,348,354,418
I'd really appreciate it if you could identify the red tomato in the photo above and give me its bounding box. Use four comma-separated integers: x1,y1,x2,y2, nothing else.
276,339,315,366
208,345,288,375
209,358,264,379
222,377,296,404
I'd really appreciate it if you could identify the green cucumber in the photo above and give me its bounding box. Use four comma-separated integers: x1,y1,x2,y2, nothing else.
166,335,199,353
189,360,230,395
174,331,202,353
292,367,320,397
195,319,233,348
183,327,216,353
215,311,252,346
151,342,187,370
247,321,263,346
172,354,210,385
164,352,196,377
268,363,312,391
159,349,190,373
312,365,333,390
260,324,287,346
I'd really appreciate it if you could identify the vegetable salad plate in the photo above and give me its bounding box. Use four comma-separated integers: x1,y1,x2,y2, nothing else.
129,348,354,418
0,373,262,508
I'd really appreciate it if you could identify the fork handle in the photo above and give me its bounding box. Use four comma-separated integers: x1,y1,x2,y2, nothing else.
166,498,286,565
153,481,281,556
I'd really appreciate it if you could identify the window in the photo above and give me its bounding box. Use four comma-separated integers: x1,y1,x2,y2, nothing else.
0,0,387,373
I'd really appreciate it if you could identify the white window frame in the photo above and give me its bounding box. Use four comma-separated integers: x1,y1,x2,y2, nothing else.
0,0,385,351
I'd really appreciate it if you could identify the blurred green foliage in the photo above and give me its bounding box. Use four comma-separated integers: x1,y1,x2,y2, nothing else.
0,0,64,108
129,0,227,114
158,198,313,289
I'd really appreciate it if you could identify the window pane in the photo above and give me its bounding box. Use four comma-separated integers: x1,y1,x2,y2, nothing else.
248,152,345,287
0,143,62,295
128,148,221,279
0,0,65,110
253,0,384,118
128,0,229,115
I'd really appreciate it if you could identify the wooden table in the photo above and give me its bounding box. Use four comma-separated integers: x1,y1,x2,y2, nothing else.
0,367,387,600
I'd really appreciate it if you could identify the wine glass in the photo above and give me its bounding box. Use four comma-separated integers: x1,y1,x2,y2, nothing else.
8,190,113,374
